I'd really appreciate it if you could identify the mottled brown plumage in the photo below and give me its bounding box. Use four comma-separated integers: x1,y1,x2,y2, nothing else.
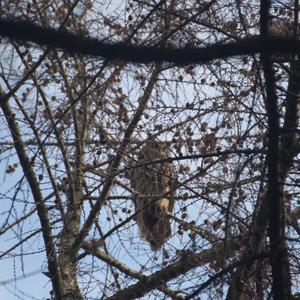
127,139,176,250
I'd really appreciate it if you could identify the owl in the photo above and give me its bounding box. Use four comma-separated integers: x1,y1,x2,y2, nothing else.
127,139,176,250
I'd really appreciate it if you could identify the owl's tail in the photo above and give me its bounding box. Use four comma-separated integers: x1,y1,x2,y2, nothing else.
149,214,172,251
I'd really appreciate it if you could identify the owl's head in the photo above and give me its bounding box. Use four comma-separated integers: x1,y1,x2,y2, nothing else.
139,138,169,162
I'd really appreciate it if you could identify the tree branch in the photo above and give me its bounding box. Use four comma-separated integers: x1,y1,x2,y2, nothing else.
2,18,300,64
0,101,64,299
106,237,243,300
260,1,291,299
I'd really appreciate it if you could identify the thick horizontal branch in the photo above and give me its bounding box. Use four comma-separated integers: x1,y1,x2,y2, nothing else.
1,18,300,64
81,242,182,299
106,238,243,300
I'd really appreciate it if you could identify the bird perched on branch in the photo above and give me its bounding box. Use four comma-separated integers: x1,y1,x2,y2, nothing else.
126,139,176,250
